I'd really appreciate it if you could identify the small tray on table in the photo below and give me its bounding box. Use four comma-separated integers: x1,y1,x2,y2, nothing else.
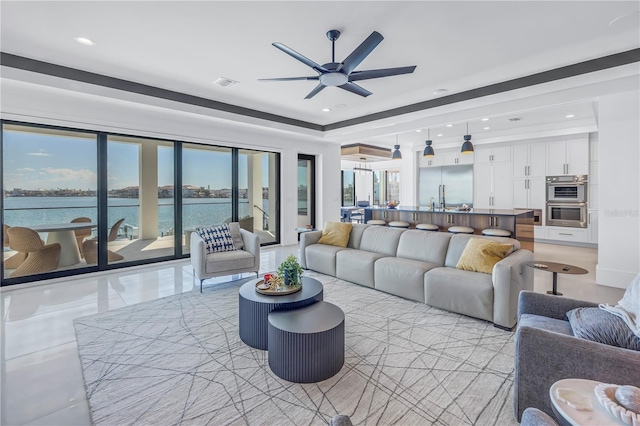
255,279,302,296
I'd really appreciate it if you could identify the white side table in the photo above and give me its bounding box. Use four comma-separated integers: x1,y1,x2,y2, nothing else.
550,379,627,425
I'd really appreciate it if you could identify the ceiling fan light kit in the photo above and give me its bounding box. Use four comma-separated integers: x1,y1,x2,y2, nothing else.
259,29,417,99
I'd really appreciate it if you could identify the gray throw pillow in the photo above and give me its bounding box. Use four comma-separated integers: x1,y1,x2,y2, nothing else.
227,222,244,250
567,307,640,351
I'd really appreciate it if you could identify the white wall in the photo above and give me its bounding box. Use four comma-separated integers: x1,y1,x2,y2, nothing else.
596,89,640,289
0,79,341,246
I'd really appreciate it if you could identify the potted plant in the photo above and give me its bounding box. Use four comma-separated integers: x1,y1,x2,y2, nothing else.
277,255,304,286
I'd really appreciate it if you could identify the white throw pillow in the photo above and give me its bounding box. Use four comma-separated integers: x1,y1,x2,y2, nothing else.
196,224,237,254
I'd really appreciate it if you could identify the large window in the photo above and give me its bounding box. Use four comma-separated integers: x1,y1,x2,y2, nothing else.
239,149,279,244
341,171,355,206
1,121,281,286
2,124,97,278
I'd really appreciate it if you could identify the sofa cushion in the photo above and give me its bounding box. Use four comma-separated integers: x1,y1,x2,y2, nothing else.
424,267,494,322
519,313,573,336
336,249,387,288
396,230,451,265
566,307,640,350
196,224,237,254
305,243,347,276
445,234,519,268
375,257,440,303
205,249,254,274
318,222,352,248
347,223,368,250
456,237,514,274
359,226,405,256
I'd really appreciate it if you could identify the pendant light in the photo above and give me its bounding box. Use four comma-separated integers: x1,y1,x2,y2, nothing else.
461,122,474,154
392,134,402,160
423,129,435,157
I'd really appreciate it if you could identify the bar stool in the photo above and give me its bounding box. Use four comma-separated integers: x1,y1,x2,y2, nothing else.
448,226,474,234
482,228,512,237
388,221,410,229
416,223,439,231
367,220,387,226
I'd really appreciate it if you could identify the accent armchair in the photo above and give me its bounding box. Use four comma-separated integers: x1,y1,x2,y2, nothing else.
190,224,260,292
514,291,640,421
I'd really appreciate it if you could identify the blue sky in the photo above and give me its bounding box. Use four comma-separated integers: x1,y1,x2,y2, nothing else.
3,131,270,190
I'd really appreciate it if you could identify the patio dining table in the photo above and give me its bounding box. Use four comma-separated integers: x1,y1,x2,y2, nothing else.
29,222,97,267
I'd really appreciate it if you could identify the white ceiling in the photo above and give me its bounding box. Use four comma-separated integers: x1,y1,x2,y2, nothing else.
1,1,639,146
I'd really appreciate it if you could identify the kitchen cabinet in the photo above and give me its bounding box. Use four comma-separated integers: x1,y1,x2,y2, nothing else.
475,161,512,208
547,226,587,243
475,146,511,163
442,150,474,166
420,153,442,167
547,138,589,176
512,177,545,209
588,210,598,244
512,143,545,177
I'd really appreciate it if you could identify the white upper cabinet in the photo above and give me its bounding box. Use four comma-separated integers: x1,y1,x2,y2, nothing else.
546,138,589,175
442,150,473,165
474,161,512,209
475,146,510,163
512,143,545,178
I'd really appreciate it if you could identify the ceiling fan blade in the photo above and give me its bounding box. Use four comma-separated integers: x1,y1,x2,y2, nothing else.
338,82,372,97
258,76,320,82
348,66,417,82
272,43,329,73
338,31,384,75
304,83,327,99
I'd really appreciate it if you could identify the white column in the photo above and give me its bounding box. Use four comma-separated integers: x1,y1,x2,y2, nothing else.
140,142,158,239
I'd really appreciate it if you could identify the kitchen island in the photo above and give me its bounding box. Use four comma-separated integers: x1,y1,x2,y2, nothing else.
364,206,535,251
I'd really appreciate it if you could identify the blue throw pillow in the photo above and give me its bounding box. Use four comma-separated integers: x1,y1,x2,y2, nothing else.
567,307,640,351
196,224,237,254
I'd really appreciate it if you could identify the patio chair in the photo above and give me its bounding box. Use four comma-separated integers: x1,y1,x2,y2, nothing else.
71,217,92,258
82,218,125,264
3,224,28,269
6,227,61,277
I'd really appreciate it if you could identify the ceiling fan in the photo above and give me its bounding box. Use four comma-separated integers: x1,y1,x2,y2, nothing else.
259,30,417,99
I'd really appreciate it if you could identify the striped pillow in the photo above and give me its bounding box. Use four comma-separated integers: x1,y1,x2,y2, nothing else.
196,224,237,254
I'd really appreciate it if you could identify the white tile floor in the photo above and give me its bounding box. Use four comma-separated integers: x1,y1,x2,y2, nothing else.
0,242,624,425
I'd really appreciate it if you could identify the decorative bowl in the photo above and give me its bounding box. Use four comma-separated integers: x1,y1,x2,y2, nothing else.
386,202,397,209
356,201,370,207
594,383,640,426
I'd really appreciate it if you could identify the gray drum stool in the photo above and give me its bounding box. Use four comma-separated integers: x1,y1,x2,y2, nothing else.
367,219,387,226
448,226,474,234
388,221,410,228
416,223,439,231
268,301,344,383
482,228,512,237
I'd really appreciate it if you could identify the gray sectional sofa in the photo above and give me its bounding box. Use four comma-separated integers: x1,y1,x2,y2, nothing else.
299,223,534,329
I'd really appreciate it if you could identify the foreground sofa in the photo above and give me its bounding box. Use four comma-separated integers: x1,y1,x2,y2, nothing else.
300,223,533,329
514,291,640,421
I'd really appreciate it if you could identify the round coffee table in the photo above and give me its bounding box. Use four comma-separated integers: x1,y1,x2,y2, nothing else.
550,379,625,425
524,261,588,296
238,276,323,350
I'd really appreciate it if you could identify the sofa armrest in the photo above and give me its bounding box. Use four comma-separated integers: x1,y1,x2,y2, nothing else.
190,232,207,279
299,230,322,269
517,291,598,322
492,249,534,329
240,229,260,271
514,324,640,420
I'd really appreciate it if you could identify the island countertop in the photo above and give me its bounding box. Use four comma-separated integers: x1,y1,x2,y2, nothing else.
365,206,533,216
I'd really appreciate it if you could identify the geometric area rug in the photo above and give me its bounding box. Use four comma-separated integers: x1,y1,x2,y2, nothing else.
73,272,517,425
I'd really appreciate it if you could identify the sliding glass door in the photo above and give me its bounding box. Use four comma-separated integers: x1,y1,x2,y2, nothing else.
1,120,281,286
297,155,315,229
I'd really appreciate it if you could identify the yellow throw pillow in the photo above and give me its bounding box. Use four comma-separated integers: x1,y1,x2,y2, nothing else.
317,222,352,248
456,237,514,274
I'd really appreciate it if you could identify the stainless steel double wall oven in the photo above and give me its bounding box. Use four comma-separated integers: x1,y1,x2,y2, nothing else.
545,175,588,228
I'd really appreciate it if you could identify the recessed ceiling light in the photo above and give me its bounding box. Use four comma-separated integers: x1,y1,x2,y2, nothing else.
446,124,453,127
483,127,491,130
566,114,575,118
333,104,347,109
415,129,422,133
432,89,448,96
322,108,331,112
74,36,95,46
481,118,489,121
437,133,443,137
